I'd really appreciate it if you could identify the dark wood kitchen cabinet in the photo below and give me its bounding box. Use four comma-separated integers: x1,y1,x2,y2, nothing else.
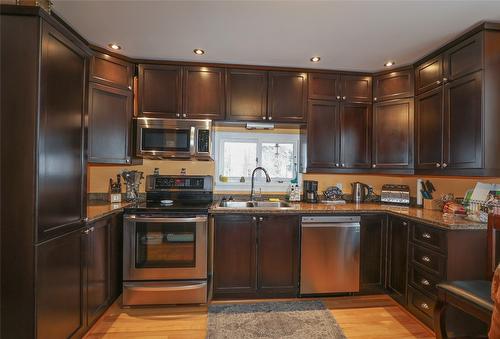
90,51,134,90
339,103,372,168
88,82,134,164
307,100,340,168
373,68,414,102
308,72,340,101
415,55,444,95
226,69,268,121
1,7,90,338
213,215,257,297
36,228,87,339
183,66,225,119
341,75,372,103
372,98,414,169
138,64,183,117
387,217,409,305
213,214,299,298
268,71,307,122
359,215,387,293
415,86,444,169
257,215,299,296
308,73,371,103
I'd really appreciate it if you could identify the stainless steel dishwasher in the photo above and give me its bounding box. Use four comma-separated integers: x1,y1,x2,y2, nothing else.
300,216,360,295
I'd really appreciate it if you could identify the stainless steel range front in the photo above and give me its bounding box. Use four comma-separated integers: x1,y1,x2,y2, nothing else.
122,175,213,306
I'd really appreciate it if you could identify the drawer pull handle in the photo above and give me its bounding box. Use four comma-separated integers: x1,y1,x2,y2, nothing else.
420,303,430,310
421,256,431,263
421,279,430,286
422,232,431,239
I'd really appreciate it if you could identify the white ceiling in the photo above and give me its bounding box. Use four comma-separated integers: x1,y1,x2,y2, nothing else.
53,0,500,72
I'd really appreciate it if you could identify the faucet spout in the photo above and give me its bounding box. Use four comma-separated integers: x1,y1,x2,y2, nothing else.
250,167,271,201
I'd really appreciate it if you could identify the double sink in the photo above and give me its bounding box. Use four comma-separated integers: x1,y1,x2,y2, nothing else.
218,200,294,209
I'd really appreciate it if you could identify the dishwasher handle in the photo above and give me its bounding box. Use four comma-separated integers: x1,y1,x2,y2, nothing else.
301,222,360,229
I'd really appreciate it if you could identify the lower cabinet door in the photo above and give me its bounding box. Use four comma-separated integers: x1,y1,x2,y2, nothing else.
257,215,299,296
360,215,386,293
213,215,257,297
36,228,86,339
86,217,112,326
387,217,410,305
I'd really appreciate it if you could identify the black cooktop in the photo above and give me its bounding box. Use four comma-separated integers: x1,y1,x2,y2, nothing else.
124,200,212,214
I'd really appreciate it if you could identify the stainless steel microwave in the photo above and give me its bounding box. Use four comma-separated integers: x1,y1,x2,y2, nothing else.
134,117,212,160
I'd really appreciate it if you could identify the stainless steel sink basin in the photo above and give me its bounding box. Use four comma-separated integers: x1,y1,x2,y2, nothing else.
218,200,293,209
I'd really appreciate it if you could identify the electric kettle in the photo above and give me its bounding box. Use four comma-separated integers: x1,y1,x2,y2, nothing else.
351,182,370,203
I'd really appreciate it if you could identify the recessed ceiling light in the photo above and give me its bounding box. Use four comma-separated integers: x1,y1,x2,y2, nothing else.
384,60,395,67
310,56,321,63
193,48,205,55
108,43,121,50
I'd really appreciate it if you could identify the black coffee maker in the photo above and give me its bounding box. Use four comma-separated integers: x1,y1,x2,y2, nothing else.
303,180,319,203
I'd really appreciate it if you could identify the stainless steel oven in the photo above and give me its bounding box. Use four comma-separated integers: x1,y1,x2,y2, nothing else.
123,214,208,305
134,117,212,160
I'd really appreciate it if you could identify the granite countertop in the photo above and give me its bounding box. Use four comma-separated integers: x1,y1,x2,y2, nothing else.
209,201,486,230
87,201,133,222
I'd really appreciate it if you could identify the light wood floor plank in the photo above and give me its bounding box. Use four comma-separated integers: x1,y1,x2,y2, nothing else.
84,295,434,339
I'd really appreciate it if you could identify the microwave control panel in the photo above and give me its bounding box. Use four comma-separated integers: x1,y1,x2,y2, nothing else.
197,129,210,153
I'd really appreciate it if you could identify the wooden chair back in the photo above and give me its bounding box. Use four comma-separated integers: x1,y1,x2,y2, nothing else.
487,213,500,279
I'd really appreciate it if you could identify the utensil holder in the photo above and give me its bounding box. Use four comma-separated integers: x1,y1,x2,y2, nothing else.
423,198,441,211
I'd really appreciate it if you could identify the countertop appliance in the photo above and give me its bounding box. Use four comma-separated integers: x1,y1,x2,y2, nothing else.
122,175,213,306
300,216,360,295
134,117,212,160
381,184,410,205
303,180,319,203
351,181,370,203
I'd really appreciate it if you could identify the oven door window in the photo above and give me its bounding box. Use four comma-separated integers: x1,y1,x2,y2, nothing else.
135,222,196,268
141,128,190,152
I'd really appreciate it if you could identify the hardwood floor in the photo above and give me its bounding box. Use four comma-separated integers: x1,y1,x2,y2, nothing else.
84,295,434,338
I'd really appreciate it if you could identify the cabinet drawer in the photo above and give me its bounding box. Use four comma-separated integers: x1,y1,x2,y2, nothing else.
410,243,446,277
408,265,441,297
412,223,447,253
407,286,435,328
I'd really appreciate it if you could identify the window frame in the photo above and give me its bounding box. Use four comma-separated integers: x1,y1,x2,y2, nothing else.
214,131,300,191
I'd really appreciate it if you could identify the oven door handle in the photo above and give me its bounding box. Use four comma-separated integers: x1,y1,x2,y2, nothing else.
124,282,207,292
124,215,208,223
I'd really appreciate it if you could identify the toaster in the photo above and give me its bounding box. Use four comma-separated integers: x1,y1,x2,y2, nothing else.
381,184,410,205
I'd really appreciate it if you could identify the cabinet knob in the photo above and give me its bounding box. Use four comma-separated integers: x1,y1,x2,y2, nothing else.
176,113,180,117
182,114,187,118
83,228,90,235
421,279,430,286
335,163,339,167
372,164,376,168
262,116,267,120
341,163,345,167
442,163,448,168
402,221,408,226
436,80,442,85
422,232,431,239
342,96,346,101
126,158,130,164
128,85,132,90
435,163,441,167
374,97,378,101
252,217,257,221
336,95,341,100
420,303,430,310
443,77,448,83
259,217,263,222
268,116,272,121
421,256,431,263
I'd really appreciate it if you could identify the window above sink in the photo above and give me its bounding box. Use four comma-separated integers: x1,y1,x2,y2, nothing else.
214,129,300,192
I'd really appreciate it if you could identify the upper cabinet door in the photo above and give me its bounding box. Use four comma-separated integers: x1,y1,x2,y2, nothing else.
268,71,307,122
308,73,340,101
415,55,444,95
443,71,483,169
88,83,133,164
373,69,414,102
340,103,372,168
341,75,372,103
184,66,225,120
372,98,414,169
90,52,134,90
138,64,182,118
226,69,267,121
307,100,340,169
415,86,444,169
444,32,483,82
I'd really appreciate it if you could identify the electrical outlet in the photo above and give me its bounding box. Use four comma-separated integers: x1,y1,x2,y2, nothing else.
336,183,343,190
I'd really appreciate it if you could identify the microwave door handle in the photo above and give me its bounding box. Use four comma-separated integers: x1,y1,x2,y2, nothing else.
124,216,208,223
190,126,196,155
